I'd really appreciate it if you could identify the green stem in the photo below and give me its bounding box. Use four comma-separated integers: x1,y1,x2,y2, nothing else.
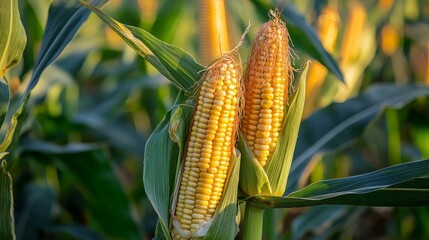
243,204,265,240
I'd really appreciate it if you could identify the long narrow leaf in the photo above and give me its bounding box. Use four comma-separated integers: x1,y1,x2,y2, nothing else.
0,160,15,240
0,78,9,127
80,1,204,92
1,0,108,159
15,185,55,240
250,0,343,81
144,109,181,240
20,141,141,240
248,159,429,208
24,0,107,96
287,84,429,194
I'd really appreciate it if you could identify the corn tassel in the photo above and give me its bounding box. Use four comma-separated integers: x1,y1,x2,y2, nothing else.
199,0,231,65
172,53,241,239
241,11,291,167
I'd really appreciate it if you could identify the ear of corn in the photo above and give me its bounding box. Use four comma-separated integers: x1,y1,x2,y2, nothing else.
199,0,231,66
172,53,241,239
340,3,366,65
241,11,291,167
426,42,429,85
380,24,399,56
304,6,340,118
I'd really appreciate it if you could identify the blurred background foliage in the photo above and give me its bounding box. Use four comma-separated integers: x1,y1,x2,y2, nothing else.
2,0,429,239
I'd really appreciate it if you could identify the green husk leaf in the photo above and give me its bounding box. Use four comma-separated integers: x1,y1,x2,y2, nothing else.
145,93,193,240
248,159,429,208
238,132,272,196
80,1,204,92
169,102,194,200
144,109,178,240
0,0,27,78
264,62,308,196
204,150,241,240
0,78,9,127
0,160,15,240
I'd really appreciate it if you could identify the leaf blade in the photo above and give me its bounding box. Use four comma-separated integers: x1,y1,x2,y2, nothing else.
248,159,429,208
287,85,429,194
80,1,204,92
20,141,141,240
0,160,15,240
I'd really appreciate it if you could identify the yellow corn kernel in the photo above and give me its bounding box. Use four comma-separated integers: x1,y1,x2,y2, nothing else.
304,6,340,118
241,11,291,167
199,0,231,65
172,53,241,239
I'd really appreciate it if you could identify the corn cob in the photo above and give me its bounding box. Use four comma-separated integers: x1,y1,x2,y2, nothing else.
172,53,241,239
340,3,366,65
426,42,429,85
241,11,291,167
378,0,394,12
199,0,231,65
380,24,399,56
304,6,340,117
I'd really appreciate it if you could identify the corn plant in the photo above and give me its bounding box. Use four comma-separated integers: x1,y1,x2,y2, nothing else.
2,0,429,239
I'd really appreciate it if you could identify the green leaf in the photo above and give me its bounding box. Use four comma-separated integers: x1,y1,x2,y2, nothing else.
0,0,27,77
248,159,429,208
150,0,187,42
291,206,353,240
287,84,429,194
0,95,29,158
238,132,272,196
169,103,193,184
0,160,15,240
0,78,9,127
205,151,241,240
44,225,104,240
80,1,204,93
264,62,307,196
1,0,108,162
20,141,141,240
144,104,191,240
15,184,55,240
250,0,343,81
24,0,108,96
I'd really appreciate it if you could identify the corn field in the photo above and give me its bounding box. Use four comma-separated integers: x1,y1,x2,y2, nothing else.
1,0,429,239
